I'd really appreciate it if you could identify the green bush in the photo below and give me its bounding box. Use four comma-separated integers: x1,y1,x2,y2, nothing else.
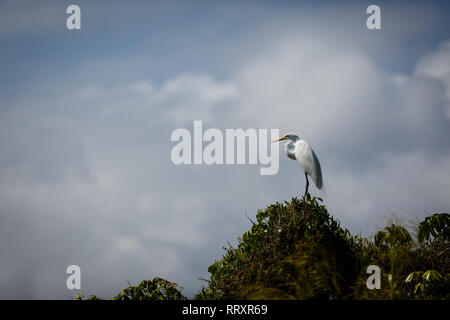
196,198,449,300
75,277,186,300
77,200,449,300
197,195,360,299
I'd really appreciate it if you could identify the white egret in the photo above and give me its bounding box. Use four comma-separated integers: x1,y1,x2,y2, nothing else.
272,133,323,197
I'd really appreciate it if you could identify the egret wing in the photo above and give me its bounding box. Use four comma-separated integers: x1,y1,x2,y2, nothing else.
294,140,323,189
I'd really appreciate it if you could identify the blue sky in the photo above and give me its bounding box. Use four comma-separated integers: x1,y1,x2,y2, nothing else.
0,0,450,299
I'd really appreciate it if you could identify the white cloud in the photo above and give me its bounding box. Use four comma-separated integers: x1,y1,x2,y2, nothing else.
325,151,450,233
415,41,450,118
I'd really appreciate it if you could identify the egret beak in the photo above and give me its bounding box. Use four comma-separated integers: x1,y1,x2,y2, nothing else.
271,134,288,143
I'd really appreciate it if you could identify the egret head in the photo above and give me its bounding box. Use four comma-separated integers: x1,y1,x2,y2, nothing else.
272,133,299,143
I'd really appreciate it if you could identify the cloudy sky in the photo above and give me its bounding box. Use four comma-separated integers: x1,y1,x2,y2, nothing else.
0,0,449,299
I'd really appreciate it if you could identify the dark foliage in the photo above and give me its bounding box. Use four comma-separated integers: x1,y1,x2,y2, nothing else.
77,198,449,300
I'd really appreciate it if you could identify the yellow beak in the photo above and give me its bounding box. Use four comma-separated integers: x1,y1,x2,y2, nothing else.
271,134,288,143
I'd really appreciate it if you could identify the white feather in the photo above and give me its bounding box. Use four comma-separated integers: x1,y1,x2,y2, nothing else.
294,140,322,189
277,133,323,191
